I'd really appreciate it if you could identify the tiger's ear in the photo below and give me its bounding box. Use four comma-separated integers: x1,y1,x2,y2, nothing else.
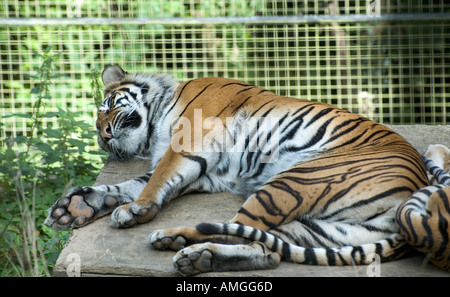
102,65,127,86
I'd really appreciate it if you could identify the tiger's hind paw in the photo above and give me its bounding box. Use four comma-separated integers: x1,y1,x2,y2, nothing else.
149,229,187,251
173,245,213,276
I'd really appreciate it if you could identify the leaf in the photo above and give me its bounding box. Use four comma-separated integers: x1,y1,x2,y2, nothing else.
30,86,41,94
3,113,32,119
32,50,42,57
39,127,61,138
34,142,53,153
68,139,87,152
42,112,59,118
13,136,28,144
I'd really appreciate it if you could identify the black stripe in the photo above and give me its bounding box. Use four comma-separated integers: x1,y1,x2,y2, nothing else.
236,86,256,95
113,185,121,194
304,107,334,128
290,103,316,118
288,117,334,152
375,242,383,256
439,187,450,213
236,223,245,237
249,100,274,117
216,104,230,117
350,246,365,263
196,223,220,234
237,207,259,221
220,82,252,88
254,189,281,216
282,242,291,260
271,227,302,246
326,248,336,265
304,248,318,265
332,130,370,150
400,208,419,243
260,105,277,118
329,186,416,218
337,251,348,265
180,154,207,177
136,174,151,183
119,87,139,101
298,218,341,246
270,234,279,252
353,129,392,148
166,80,193,115
279,106,324,143
257,89,270,95
178,83,213,117
330,118,359,135
231,96,252,115
249,228,258,241
436,207,449,257
325,119,365,145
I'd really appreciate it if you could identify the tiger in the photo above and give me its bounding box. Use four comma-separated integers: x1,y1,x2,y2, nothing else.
44,65,449,275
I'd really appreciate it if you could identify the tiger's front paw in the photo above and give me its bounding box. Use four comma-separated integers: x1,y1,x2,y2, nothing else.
109,202,159,228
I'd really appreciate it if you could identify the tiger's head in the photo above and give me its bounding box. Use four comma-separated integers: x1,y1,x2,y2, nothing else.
97,65,178,160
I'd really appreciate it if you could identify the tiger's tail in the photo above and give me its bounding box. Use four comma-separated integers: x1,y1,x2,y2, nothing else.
422,154,450,186
196,222,410,265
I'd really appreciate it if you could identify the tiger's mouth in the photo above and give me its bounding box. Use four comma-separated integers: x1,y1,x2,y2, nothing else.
97,129,147,161
97,133,129,161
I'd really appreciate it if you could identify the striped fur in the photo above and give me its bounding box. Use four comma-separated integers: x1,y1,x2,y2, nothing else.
395,146,450,272
45,66,449,275
196,222,408,265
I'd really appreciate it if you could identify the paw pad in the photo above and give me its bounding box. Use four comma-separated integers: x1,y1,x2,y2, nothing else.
174,248,213,276
67,195,94,219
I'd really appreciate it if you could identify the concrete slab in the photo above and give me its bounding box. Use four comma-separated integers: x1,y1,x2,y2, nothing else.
53,125,450,277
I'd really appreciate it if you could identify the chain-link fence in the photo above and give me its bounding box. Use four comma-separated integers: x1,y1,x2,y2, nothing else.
1,1,450,140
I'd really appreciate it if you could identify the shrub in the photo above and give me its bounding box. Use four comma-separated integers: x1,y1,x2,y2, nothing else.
0,47,105,276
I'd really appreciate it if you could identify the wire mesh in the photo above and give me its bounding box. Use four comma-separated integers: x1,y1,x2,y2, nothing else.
1,0,450,141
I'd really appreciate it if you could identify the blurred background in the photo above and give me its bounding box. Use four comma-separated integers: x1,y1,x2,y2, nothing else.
2,0,450,140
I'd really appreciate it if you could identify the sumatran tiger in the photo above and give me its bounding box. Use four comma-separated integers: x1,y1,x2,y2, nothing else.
44,65,450,275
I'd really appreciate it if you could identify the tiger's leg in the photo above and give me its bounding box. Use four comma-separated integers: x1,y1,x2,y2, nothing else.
149,218,405,275
149,227,250,251
228,150,427,232
109,150,220,228
396,184,450,272
149,228,280,276
173,242,280,276
150,150,426,274
44,173,151,230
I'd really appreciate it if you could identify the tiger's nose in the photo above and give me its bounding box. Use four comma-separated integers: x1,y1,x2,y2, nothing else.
101,125,113,141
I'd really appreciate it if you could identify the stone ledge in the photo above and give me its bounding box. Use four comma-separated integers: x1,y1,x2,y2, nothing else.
53,125,450,277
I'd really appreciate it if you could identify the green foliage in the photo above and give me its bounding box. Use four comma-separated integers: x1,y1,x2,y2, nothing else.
90,68,104,109
0,47,104,276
